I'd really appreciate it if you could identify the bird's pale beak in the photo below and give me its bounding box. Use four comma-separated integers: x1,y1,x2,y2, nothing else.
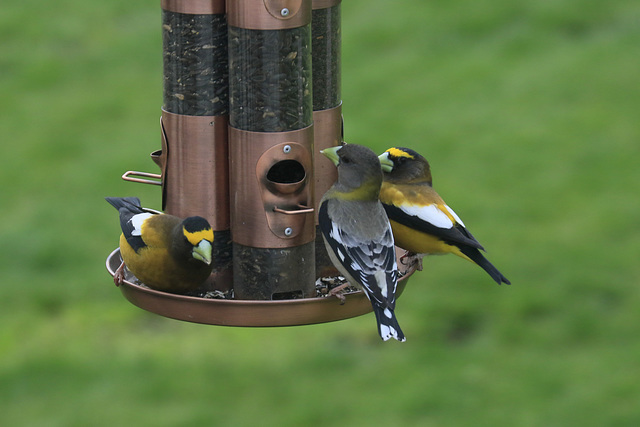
192,240,213,265
378,152,394,173
320,146,341,166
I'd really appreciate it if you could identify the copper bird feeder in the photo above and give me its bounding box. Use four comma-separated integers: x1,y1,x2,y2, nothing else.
107,0,415,327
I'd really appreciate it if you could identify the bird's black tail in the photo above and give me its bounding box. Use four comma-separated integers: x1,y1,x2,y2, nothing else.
105,197,144,214
459,246,510,285
372,304,406,342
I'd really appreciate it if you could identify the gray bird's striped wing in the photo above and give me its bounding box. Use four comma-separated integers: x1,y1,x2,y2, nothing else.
319,200,398,310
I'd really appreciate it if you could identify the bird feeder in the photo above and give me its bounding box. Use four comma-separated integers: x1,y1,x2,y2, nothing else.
107,0,415,327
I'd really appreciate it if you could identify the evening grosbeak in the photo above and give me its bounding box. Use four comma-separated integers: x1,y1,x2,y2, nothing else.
378,147,510,285
319,144,406,342
106,197,214,293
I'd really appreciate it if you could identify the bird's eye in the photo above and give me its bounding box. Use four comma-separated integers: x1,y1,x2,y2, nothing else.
341,157,351,164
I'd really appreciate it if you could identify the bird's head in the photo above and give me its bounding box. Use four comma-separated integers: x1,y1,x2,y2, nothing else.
378,147,432,186
181,216,214,265
321,144,383,200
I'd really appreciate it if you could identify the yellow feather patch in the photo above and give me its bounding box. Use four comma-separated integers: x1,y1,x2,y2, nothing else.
380,182,442,206
139,218,165,247
184,227,214,246
438,203,459,225
332,180,380,201
390,220,472,262
386,147,414,160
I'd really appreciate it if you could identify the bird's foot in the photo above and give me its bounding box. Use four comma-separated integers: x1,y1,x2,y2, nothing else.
113,261,126,286
399,250,413,265
400,251,424,271
328,283,350,305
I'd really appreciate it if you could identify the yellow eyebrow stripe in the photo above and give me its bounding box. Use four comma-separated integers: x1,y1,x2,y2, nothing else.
386,147,414,159
184,228,214,246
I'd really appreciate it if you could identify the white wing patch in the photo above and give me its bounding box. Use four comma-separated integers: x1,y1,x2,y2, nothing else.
377,271,389,298
129,212,153,236
329,221,341,240
444,205,465,227
401,203,453,229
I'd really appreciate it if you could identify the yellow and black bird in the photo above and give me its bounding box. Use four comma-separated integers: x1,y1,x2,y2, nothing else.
319,144,405,342
106,197,214,293
378,147,510,285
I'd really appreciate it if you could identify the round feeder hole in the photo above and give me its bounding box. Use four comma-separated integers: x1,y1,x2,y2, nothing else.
267,159,306,184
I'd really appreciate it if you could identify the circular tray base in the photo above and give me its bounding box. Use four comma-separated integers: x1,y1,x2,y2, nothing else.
106,247,415,327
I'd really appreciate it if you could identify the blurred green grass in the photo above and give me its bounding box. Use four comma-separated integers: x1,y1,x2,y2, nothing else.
1,0,639,425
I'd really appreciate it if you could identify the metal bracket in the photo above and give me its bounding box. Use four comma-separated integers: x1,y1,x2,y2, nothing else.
122,170,162,186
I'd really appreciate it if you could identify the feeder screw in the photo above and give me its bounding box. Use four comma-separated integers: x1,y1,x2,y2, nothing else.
283,144,292,154
280,8,289,17
284,227,293,236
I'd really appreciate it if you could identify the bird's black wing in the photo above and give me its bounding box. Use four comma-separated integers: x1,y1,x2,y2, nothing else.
319,201,398,309
382,202,484,250
105,197,155,252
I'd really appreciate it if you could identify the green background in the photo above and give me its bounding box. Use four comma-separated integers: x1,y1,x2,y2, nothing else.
2,0,639,425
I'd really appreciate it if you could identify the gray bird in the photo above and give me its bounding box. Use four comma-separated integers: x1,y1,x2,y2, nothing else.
318,144,405,342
